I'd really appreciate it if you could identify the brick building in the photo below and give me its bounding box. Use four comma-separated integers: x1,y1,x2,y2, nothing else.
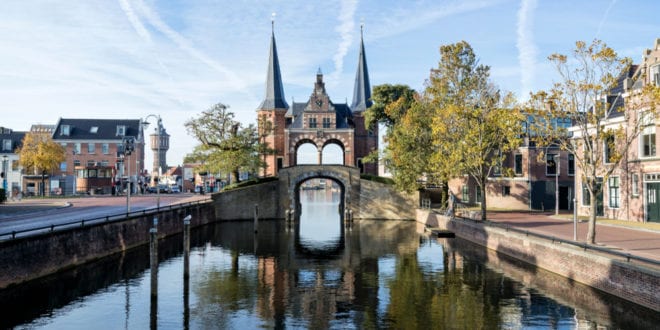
51,118,146,195
574,38,660,222
257,25,378,177
0,127,26,199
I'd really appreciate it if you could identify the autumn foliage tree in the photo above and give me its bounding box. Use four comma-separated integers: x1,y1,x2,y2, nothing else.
17,131,66,196
528,40,660,243
426,41,522,220
184,103,271,184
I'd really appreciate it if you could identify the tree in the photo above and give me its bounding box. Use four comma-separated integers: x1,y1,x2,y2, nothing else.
185,103,271,184
16,131,66,196
528,39,660,244
426,41,522,221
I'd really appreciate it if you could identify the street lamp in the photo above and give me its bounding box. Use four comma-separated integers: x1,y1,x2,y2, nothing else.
554,154,560,216
123,136,135,213
143,115,162,209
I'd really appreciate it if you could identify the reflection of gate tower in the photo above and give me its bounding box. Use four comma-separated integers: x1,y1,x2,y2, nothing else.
257,23,378,177
150,125,169,176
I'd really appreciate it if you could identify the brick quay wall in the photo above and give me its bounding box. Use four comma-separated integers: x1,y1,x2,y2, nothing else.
0,202,215,289
417,209,660,312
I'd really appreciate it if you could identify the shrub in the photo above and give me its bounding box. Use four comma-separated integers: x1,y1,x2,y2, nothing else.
360,174,395,185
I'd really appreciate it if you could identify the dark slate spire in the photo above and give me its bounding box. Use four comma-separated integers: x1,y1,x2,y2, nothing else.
351,25,372,112
257,18,288,111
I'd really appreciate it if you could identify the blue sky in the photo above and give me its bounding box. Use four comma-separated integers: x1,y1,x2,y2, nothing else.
1,0,658,168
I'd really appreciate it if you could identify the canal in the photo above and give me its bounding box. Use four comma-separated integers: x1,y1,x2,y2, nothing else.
1,185,658,329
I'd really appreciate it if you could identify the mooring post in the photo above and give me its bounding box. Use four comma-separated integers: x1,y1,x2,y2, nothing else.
149,225,158,328
183,215,191,279
254,204,259,233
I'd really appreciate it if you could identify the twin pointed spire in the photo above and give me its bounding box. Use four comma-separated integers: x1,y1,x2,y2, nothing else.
257,19,371,113
257,14,289,111
351,24,372,112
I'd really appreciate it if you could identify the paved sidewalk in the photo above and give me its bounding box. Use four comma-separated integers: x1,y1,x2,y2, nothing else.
0,199,71,218
485,211,660,263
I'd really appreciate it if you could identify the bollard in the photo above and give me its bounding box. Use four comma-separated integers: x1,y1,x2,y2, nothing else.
183,215,191,279
253,204,259,233
149,225,159,329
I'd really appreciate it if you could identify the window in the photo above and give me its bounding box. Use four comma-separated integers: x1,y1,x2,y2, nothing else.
462,185,469,202
568,154,575,176
102,143,109,154
322,117,331,128
651,64,660,86
116,125,126,136
502,186,511,196
11,160,18,171
73,143,81,155
87,143,95,154
61,125,70,136
514,154,523,175
582,183,591,206
100,160,109,167
476,186,482,203
604,136,615,163
546,154,558,175
2,139,10,151
640,111,656,157
309,117,317,128
90,126,98,134
608,176,620,208
60,162,67,172
73,160,81,167
632,173,639,197
87,160,96,167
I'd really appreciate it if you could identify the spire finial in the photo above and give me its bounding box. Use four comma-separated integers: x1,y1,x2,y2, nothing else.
360,19,364,38
271,12,276,33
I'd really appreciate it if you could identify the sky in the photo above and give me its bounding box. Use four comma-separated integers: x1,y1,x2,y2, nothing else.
1,0,659,169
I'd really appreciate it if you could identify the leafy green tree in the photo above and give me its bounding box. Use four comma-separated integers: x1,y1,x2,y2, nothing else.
527,40,660,243
427,41,522,220
185,103,271,184
364,84,417,130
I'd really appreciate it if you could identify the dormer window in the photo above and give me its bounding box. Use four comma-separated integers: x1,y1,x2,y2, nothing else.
61,125,70,136
90,126,98,134
2,139,11,151
116,125,126,136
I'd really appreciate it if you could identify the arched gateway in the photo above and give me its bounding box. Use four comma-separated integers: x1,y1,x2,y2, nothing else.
256,23,378,177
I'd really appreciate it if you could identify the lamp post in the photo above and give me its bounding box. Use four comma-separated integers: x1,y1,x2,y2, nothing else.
554,154,560,215
123,136,135,213
143,115,162,209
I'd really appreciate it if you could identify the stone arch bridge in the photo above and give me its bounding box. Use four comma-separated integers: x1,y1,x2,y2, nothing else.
212,165,417,221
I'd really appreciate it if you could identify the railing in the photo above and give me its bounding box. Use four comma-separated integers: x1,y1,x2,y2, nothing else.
449,214,660,268
0,198,212,241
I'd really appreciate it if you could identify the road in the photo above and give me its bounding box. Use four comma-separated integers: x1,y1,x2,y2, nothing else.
0,194,210,238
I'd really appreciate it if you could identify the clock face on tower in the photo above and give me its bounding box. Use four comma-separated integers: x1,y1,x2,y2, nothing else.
315,99,323,108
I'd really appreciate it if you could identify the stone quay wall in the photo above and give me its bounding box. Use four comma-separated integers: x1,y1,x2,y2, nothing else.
417,209,660,311
0,202,215,289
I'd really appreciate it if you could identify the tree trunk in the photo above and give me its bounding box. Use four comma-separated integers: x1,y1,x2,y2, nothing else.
480,178,487,221
587,190,597,244
231,169,240,184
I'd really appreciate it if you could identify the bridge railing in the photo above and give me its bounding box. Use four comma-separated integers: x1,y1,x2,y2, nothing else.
0,198,213,242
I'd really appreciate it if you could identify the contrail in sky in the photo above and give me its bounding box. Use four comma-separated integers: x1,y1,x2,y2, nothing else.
595,0,617,38
331,0,358,83
516,0,537,99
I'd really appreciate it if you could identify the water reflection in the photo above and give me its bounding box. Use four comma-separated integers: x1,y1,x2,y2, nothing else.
1,218,658,328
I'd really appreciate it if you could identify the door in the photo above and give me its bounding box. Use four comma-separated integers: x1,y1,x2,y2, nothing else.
647,183,660,222
559,186,569,210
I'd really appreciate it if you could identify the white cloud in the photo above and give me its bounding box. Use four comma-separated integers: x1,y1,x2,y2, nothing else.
516,0,537,99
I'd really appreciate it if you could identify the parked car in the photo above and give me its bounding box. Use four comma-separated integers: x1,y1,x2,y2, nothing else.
169,185,181,193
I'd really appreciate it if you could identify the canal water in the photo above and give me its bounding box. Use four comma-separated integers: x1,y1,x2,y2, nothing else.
1,187,658,329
